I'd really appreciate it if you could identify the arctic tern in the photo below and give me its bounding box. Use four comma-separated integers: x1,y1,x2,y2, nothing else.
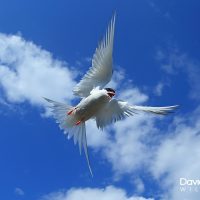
45,14,178,176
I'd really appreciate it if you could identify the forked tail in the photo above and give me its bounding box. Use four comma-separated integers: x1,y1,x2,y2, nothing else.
44,98,93,177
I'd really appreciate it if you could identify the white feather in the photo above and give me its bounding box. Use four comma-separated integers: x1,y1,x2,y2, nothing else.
95,99,136,129
44,98,93,177
95,99,179,129
43,14,179,177
73,14,116,97
131,105,179,115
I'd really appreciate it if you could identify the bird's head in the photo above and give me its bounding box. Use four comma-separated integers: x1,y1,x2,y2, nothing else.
105,88,115,98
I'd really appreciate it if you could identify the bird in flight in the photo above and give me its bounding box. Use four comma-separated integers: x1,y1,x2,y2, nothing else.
45,14,178,176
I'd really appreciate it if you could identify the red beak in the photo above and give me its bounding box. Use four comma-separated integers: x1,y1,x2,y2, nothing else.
107,92,115,98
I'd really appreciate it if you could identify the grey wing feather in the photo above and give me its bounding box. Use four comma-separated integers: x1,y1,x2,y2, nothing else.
95,99,179,129
95,99,136,130
73,14,116,97
131,105,179,115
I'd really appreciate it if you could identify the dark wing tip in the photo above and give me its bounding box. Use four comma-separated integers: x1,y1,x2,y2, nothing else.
43,97,52,103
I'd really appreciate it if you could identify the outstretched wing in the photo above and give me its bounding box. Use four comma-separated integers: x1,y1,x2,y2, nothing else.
95,99,137,130
73,14,116,97
95,99,179,129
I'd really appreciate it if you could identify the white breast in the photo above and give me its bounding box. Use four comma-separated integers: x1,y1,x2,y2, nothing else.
75,91,110,121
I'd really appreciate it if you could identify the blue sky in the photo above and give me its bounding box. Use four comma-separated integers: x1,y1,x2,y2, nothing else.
0,0,200,200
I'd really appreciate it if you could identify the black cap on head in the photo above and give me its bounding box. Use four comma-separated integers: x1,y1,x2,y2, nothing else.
105,88,115,93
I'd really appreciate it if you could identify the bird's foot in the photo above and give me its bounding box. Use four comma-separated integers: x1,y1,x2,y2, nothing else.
75,117,84,126
67,108,76,115
75,120,81,125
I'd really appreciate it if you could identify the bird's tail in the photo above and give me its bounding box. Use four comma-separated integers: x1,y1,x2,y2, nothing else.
44,98,93,177
130,105,179,115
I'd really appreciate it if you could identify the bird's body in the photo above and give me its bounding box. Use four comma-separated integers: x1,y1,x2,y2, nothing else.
44,14,178,176
72,88,110,123
78,90,110,118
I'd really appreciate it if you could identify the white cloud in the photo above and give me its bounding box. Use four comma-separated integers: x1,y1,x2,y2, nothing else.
156,49,200,100
40,186,154,200
150,106,200,200
154,82,164,96
85,84,155,177
0,33,76,106
2,32,199,200
0,33,156,179
106,69,125,90
132,178,145,194
14,187,25,196
107,68,148,105
147,1,172,20
86,120,110,149
118,87,148,105
103,114,158,176
153,48,200,199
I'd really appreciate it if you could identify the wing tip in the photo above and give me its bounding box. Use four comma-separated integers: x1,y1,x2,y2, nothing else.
112,11,116,25
43,97,53,103
164,105,180,113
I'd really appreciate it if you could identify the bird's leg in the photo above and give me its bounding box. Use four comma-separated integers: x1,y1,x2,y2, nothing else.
67,107,77,115
75,120,81,125
75,117,84,126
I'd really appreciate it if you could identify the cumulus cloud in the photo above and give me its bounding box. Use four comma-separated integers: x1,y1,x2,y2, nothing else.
86,120,110,149
2,32,199,200
0,31,156,176
156,48,200,100
40,186,153,200
84,45,200,200
150,106,200,200
102,114,158,176
0,32,147,108
154,82,164,96
14,187,25,196
106,69,125,90
0,33,76,106
118,87,148,105
132,178,145,194
85,81,156,177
